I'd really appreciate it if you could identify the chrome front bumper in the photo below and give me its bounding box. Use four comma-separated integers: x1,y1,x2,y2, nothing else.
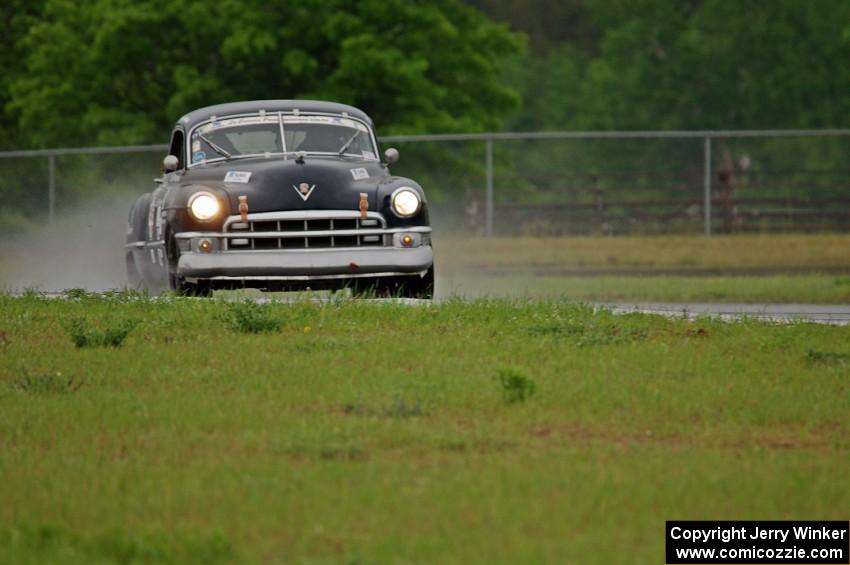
172,211,433,282
177,246,433,281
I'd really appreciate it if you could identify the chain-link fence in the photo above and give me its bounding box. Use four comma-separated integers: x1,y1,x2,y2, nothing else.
2,129,849,236
384,129,850,236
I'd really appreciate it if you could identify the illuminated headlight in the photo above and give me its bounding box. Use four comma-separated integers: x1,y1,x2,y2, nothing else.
188,192,220,221
390,187,421,218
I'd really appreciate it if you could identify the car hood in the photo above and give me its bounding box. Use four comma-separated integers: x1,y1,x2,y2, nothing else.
177,156,388,213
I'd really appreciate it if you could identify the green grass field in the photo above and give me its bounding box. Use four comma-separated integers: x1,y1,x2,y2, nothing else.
1,292,848,563
434,234,850,303
438,234,850,272
440,273,850,303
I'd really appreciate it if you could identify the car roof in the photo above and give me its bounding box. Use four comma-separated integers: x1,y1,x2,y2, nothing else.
177,100,374,131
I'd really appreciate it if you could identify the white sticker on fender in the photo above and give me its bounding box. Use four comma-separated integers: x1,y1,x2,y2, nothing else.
350,167,369,180
224,171,252,183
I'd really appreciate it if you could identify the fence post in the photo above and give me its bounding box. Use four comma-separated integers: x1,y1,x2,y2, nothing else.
48,153,56,224
703,137,711,237
485,137,493,237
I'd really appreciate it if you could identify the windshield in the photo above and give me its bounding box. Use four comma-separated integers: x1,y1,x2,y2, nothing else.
188,114,377,165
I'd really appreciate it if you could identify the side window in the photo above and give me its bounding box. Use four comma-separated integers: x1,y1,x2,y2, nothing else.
168,129,185,169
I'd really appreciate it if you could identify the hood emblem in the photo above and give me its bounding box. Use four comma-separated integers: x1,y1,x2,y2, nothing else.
293,182,316,201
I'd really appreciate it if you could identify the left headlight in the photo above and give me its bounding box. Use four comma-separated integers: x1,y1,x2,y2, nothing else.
391,187,421,218
188,191,220,221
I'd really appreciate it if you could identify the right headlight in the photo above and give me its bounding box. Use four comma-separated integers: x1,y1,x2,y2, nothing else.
188,191,220,221
390,187,421,218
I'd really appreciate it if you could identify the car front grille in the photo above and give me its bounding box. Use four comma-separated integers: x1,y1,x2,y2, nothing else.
223,211,388,250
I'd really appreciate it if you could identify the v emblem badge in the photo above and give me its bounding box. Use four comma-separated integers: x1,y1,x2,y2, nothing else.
293,182,316,201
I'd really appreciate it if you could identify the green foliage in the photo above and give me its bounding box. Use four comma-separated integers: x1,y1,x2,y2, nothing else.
222,300,281,333
2,1,847,149
0,1,46,150
504,0,850,131
62,317,137,348
61,288,92,301
497,367,536,404
469,0,598,55
2,0,523,149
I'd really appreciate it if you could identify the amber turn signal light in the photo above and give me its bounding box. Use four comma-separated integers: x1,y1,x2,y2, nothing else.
401,235,414,247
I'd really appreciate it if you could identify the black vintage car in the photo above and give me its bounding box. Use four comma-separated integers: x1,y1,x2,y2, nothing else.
125,100,434,297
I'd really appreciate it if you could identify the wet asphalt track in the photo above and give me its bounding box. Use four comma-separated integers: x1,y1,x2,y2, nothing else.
604,302,850,325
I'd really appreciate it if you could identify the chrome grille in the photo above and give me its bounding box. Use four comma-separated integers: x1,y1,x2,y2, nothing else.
223,211,388,250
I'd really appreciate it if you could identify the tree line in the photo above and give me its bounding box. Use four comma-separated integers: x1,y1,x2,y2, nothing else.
2,0,848,152
481,0,850,132
0,0,522,150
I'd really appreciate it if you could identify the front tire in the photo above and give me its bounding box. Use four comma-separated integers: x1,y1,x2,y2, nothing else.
165,228,212,297
180,280,213,297
168,272,212,297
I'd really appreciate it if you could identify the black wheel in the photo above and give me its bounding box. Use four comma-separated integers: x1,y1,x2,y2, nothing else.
168,271,212,297
164,228,212,297
179,280,213,297
125,193,152,290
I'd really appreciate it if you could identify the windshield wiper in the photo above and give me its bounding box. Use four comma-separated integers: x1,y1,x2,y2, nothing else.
337,129,360,156
198,131,232,159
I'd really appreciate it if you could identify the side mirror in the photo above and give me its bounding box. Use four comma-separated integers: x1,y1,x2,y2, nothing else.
384,147,399,165
163,155,179,172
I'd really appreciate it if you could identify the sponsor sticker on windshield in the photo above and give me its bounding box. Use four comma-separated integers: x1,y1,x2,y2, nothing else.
224,171,252,183
350,167,369,180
